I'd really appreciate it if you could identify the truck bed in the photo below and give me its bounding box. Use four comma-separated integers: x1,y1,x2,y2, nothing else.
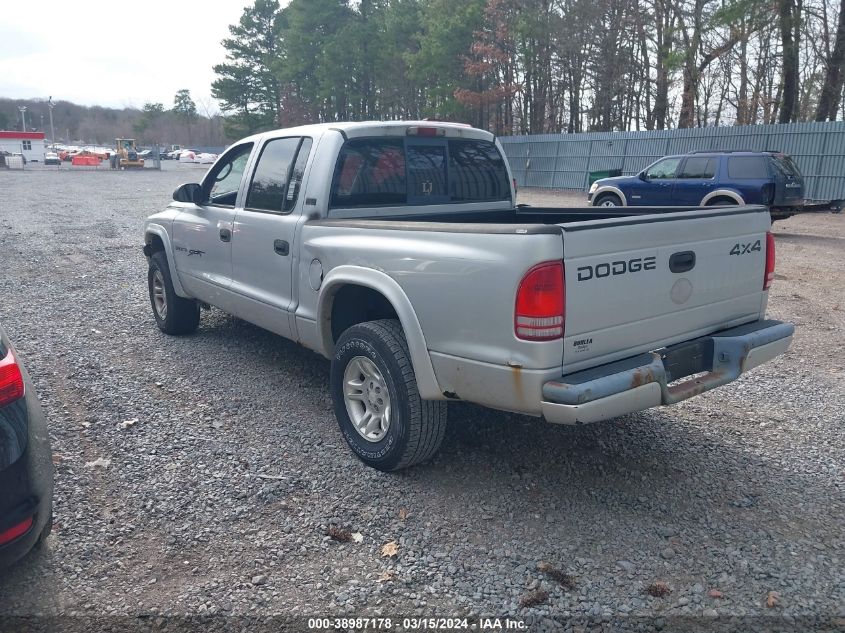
311,205,766,232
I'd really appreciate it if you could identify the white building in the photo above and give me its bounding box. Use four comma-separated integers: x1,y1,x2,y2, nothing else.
0,131,47,162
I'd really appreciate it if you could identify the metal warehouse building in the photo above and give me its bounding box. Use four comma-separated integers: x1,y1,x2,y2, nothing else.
499,121,845,202
0,131,46,163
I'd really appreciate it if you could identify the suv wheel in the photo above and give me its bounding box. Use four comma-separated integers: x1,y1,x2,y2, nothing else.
331,319,447,471
594,193,622,207
147,251,200,335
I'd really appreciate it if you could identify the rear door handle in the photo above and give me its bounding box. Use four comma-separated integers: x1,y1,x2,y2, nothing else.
274,239,289,256
219,228,231,242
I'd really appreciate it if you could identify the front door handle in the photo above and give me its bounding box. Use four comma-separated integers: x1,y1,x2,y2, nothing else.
274,239,289,256
219,228,231,243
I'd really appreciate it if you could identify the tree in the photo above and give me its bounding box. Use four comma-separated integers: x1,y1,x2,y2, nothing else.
778,0,802,122
212,0,285,134
173,89,197,143
815,0,845,120
133,102,165,141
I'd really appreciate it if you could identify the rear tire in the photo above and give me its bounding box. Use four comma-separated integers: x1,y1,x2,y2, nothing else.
331,319,447,471
594,193,622,207
148,251,200,335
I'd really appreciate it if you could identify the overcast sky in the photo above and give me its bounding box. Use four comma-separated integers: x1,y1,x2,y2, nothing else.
0,1,255,111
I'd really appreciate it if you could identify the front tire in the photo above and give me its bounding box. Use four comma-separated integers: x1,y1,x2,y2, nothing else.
594,193,622,207
331,319,447,471
147,251,200,335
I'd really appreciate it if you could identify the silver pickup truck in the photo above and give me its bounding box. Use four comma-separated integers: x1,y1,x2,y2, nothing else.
143,121,794,471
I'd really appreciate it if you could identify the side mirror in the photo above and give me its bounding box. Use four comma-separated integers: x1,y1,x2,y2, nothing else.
173,182,203,204
638,171,649,182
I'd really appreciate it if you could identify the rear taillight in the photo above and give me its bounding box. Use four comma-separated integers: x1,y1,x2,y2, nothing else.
515,261,565,341
764,231,776,290
0,349,25,407
0,516,33,546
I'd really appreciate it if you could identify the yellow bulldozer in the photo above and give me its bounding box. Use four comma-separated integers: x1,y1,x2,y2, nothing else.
111,138,145,169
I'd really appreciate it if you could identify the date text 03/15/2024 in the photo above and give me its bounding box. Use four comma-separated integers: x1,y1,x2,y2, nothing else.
306,617,527,630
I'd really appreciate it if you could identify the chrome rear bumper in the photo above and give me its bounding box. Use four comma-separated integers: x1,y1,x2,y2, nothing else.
541,320,794,425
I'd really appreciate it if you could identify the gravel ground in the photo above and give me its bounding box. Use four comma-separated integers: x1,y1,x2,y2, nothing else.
0,168,842,632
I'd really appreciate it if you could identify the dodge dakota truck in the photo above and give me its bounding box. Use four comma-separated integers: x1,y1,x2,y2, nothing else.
143,121,794,471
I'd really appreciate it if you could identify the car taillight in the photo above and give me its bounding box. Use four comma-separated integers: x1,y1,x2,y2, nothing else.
0,349,25,407
515,261,565,341
0,516,33,546
764,231,776,290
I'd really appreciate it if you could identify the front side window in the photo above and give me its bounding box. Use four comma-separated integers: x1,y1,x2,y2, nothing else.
646,157,682,179
205,143,254,207
246,137,301,212
728,156,769,179
22,140,31,151
678,157,716,179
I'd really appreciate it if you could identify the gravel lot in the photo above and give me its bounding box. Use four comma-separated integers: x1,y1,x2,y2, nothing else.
0,166,842,631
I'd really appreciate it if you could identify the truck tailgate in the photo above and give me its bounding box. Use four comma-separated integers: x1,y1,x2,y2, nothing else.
561,207,771,373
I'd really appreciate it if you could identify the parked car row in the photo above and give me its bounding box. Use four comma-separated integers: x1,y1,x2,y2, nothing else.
588,150,805,220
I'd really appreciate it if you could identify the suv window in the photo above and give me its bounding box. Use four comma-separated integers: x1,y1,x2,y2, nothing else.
448,140,510,201
205,143,254,207
246,137,301,212
678,157,716,179
771,154,802,178
728,156,769,179
646,157,681,179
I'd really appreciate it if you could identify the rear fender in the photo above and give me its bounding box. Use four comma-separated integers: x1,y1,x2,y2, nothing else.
317,266,443,400
701,189,745,206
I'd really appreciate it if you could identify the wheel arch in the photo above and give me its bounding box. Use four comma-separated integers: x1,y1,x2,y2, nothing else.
144,224,189,297
701,189,745,206
317,266,444,400
592,185,627,206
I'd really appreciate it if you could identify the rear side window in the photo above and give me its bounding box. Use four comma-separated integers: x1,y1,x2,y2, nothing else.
246,137,301,212
678,157,716,179
330,137,509,208
728,156,769,179
448,140,510,201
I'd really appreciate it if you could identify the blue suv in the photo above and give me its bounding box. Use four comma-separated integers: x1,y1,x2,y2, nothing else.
588,150,805,219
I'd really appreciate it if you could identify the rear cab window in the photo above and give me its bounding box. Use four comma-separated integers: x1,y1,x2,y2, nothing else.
728,156,770,179
330,138,510,210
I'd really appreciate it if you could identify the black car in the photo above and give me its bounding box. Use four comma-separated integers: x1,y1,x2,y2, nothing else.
0,324,53,568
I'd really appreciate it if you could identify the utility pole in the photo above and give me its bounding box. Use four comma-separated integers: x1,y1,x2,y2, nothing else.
48,97,56,150
18,106,27,132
